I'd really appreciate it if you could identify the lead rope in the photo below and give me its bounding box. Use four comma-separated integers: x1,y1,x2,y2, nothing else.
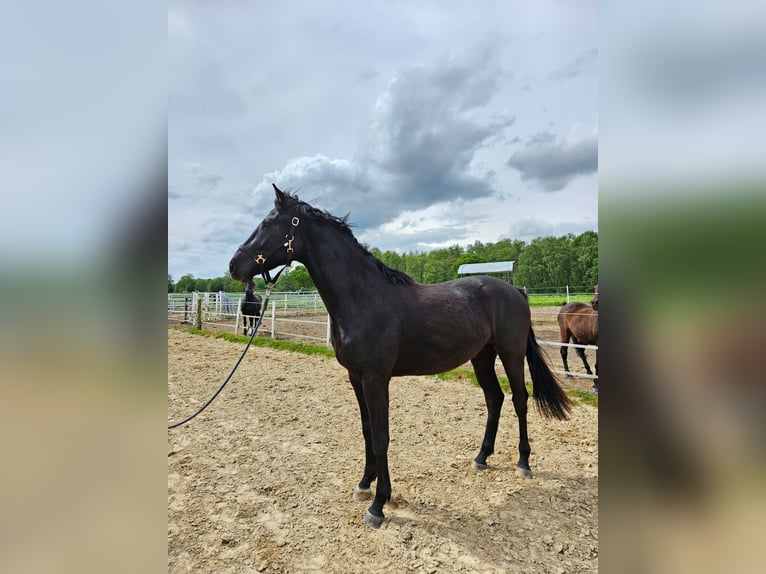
168,272,286,429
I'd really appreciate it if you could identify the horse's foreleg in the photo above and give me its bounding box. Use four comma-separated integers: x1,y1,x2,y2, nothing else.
471,346,503,469
360,374,391,528
348,371,376,502
500,353,532,478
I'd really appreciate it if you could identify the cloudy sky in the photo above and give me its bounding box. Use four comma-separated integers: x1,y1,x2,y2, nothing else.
169,0,598,280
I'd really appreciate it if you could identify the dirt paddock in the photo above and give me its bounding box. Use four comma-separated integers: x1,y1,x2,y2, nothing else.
168,328,598,573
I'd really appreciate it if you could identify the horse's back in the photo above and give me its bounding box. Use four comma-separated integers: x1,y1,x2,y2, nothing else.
420,275,530,343
558,301,597,342
382,276,530,375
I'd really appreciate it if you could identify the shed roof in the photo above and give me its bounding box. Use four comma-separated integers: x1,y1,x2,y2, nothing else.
457,261,516,275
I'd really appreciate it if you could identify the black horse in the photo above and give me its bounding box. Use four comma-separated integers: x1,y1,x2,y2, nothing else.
229,184,571,528
240,281,262,336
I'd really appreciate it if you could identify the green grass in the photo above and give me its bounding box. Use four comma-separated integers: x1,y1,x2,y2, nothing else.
176,327,596,407
527,294,594,307
182,328,336,358
434,368,597,406
567,389,599,407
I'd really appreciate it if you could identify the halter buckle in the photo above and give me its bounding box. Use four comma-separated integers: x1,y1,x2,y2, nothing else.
255,254,266,264
291,217,300,227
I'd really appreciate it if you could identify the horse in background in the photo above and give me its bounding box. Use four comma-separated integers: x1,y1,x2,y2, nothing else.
240,281,262,336
557,289,598,391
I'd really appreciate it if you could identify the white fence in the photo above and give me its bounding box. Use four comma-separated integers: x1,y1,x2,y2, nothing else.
168,291,331,345
168,291,597,380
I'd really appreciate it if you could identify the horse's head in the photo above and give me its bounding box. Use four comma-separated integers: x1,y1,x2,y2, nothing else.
229,184,302,284
591,288,599,311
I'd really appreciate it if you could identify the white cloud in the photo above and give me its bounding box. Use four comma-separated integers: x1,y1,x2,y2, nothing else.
507,124,598,191
251,51,514,229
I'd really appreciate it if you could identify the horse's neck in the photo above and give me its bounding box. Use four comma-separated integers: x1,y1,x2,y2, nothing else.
301,224,386,319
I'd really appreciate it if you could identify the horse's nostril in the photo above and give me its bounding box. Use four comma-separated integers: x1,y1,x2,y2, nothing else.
229,259,236,274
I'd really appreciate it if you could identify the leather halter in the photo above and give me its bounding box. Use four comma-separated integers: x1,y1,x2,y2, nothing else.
237,216,300,284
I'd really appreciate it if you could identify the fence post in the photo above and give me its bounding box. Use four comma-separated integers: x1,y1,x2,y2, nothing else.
234,304,241,334
196,298,202,330
326,313,331,347
270,299,276,339
566,285,570,303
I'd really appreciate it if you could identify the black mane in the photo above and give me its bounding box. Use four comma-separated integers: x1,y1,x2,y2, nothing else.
282,192,415,286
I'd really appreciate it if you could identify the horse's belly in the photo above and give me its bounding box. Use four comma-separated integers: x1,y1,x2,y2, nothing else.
391,340,484,377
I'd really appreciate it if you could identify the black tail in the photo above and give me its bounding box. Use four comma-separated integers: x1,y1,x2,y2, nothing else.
526,326,571,420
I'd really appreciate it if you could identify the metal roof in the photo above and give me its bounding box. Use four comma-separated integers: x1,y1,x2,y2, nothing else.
457,261,516,275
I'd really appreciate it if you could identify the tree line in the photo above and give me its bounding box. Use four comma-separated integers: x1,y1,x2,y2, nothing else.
168,231,598,294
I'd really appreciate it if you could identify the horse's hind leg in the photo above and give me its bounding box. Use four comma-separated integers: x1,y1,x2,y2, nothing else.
592,351,599,393
560,344,572,378
575,343,593,375
560,330,573,378
499,352,532,478
471,345,504,470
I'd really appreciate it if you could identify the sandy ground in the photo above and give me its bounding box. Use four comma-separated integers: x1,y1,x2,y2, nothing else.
168,326,597,573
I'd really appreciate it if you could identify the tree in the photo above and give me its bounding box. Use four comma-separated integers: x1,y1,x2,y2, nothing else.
193,278,210,292
404,252,426,283
209,277,225,292
423,249,454,283
275,265,315,291
222,272,242,293
175,274,196,293
571,231,599,289
168,274,174,293
516,240,545,289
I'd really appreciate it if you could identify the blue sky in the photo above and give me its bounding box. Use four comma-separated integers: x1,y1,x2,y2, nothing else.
168,1,598,279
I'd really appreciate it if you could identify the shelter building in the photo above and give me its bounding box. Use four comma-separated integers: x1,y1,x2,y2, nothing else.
456,261,516,284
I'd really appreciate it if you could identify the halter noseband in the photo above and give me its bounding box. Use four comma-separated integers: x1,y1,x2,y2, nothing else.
237,216,301,285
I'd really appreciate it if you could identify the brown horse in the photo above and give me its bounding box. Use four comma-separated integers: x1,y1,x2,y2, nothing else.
557,290,598,391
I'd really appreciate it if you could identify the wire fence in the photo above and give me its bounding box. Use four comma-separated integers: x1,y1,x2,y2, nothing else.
168,290,597,381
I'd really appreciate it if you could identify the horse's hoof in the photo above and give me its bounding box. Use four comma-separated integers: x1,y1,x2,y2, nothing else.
591,386,598,394
515,465,532,479
364,511,384,529
353,487,372,501
566,374,574,379
472,459,488,471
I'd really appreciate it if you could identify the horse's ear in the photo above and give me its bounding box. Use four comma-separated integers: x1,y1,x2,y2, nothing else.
273,183,285,206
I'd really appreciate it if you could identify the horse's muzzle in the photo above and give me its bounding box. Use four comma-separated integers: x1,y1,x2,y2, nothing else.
228,253,257,283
